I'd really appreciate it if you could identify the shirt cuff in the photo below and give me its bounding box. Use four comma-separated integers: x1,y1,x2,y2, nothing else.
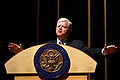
101,48,106,55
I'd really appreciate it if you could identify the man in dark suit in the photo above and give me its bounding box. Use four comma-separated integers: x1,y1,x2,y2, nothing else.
8,18,118,80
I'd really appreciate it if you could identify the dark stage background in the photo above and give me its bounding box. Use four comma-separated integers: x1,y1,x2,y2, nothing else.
0,0,120,80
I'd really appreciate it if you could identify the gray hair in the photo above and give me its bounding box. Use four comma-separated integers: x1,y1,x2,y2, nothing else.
57,18,72,28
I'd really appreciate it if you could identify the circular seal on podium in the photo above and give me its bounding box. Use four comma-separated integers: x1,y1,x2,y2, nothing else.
34,44,70,79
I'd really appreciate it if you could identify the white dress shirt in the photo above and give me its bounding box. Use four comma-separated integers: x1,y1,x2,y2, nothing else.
57,38,67,45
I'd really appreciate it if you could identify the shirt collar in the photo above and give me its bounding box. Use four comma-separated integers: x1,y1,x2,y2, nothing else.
57,38,67,45
57,38,61,44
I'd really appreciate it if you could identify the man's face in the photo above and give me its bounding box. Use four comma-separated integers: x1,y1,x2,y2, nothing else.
56,21,72,39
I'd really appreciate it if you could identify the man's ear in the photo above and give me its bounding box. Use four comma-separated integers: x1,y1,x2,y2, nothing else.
69,28,72,33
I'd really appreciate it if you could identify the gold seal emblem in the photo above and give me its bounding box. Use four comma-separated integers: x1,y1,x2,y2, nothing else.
40,49,63,73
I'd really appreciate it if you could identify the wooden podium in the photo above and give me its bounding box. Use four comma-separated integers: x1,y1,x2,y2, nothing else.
5,44,97,80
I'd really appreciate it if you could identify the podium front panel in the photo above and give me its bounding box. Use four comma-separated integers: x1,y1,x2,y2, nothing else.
5,44,97,80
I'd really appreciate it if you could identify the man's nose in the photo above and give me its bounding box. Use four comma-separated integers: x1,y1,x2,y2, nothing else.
59,26,62,29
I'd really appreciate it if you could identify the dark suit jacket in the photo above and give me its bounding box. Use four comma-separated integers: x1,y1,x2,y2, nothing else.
45,40,103,60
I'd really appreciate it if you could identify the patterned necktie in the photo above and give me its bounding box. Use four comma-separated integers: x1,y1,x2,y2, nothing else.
59,41,64,44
